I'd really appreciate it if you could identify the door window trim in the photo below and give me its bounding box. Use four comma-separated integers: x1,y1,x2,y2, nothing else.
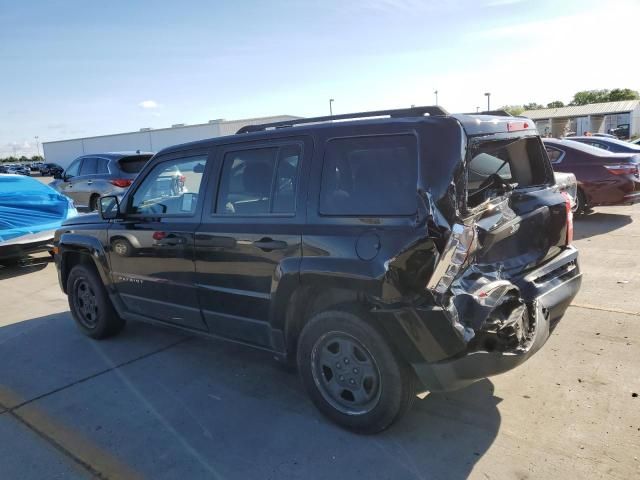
123,149,212,219
210,140,305,218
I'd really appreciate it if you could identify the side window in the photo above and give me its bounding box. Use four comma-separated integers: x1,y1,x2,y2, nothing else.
319,135,417,216
589,141,609,151
96,158,110,174
65,158,82,177
130,155,207,215
216,144,301,215
545,147,564,164
79,157,97,175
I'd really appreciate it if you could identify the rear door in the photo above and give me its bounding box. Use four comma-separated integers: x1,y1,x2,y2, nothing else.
465,135,567,273
107,149,211,330
194,137,310,347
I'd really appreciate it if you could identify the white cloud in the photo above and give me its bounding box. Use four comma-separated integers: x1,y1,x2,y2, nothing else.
138,100,159,109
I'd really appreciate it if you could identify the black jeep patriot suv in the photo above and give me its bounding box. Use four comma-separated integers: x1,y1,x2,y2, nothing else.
54,106,582,433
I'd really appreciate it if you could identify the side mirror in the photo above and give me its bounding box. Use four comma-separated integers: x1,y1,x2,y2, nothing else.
53,171,63,180
99,195,121,220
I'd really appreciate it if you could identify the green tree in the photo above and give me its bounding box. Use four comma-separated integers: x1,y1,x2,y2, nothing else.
523,102,544,110
571,89,610,105
608,88,639,101
501,105,525,115
547,100,564,108
30,155,43,162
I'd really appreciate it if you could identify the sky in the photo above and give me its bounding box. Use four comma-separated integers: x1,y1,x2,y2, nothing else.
1,0,639,157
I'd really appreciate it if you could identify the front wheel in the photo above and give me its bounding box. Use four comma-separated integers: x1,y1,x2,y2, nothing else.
67,264,125,339
297,307,416,433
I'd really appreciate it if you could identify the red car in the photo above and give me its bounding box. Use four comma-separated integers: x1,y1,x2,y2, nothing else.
544,138,640,213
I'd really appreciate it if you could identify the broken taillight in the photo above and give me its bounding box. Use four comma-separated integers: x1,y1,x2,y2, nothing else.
427,223,476,295
110,179,133,188
561,191,573,245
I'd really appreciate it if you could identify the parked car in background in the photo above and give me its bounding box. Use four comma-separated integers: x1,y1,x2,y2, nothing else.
55,107,581,433
50,152,153,211
544,138,640,213
0,174,77,260
631,138,640,145
592,133,617,139
15,165,31,176
40,163,64,177
569,136,640,154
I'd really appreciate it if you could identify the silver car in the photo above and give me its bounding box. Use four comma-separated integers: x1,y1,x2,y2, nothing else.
51,152,153,211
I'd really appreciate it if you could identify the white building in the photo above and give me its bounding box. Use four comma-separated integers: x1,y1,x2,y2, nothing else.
42,115,298,169
522,100,640,138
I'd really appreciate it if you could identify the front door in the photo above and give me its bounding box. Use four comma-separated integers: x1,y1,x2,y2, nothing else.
194,138,310,347
107,150,211,331
58,157,83,204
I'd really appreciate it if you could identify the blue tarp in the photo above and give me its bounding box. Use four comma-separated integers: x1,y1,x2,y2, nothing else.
0,175,77,243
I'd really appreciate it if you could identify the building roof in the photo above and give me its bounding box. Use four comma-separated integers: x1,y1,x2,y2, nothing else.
42,115,300,145
523,100,640,120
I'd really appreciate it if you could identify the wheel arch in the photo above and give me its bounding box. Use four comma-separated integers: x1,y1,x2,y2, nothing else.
279,284,373,358
59,233,111,294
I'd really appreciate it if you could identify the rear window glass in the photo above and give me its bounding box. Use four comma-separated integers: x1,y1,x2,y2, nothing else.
118,155,152,174
319,135,417,216
467,137,551,208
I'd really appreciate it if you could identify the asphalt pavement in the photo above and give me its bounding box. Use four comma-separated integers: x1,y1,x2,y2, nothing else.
0,203,638,479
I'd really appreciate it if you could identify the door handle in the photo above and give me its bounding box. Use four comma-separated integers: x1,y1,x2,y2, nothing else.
87,180,93,185
252,238,287,251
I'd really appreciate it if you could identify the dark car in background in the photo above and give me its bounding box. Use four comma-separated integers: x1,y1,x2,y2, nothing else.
55,107,581,432
50,152,153,211
569,136,640,154
40,163,64,177
544,138,640,213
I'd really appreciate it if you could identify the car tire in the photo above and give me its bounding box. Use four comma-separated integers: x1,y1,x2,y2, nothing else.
67,263,125,339
112,238,133,257
297,306,416,433
574,188,587,215
89,194,100,212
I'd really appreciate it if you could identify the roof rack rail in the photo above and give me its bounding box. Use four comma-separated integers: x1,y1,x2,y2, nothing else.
236,105,449,134
464,109,513,117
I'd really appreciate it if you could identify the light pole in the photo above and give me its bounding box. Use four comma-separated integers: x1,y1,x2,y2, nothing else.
484,92,491,111
434,89,438,106
329,98,334,116
34,136,40,158
476,106,480,113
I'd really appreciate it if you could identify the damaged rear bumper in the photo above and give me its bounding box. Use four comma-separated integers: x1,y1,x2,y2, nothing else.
380,246,582,392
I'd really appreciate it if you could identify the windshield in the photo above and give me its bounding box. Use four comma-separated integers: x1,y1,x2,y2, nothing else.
118,155,153,174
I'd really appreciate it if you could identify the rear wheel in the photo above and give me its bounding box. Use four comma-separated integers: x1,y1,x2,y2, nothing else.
297,307,416,433
574,188,587,214
67,264,125,339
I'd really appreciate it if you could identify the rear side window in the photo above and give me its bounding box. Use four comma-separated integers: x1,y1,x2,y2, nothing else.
216,144,301,215
467,137,551,208
118,155,152,174
319,135,417,216
79,157,97,175
96,158,110,174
